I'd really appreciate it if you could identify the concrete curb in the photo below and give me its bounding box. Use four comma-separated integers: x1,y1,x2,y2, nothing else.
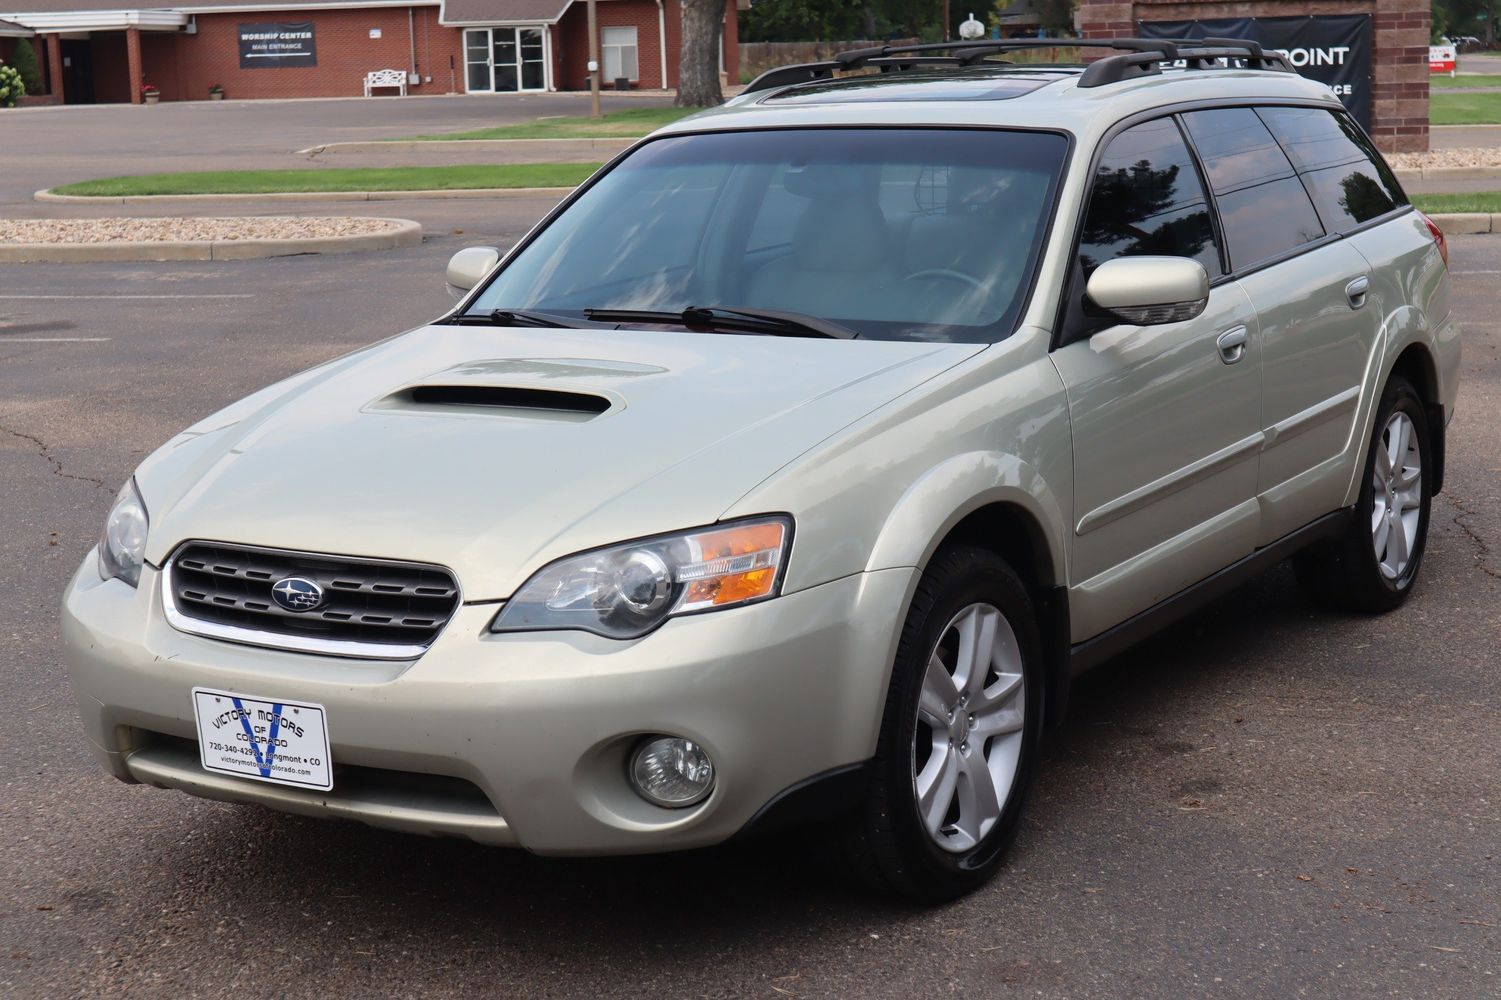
1393,164,1501,183
0,218,423,263
297,137,637,155
1428,212,1497,235
35,187,574,204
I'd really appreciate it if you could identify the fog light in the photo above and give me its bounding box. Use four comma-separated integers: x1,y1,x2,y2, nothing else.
629,736,715,807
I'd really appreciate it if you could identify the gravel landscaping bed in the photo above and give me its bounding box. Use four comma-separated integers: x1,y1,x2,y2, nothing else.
0,216,406,244
1388,146,1501,170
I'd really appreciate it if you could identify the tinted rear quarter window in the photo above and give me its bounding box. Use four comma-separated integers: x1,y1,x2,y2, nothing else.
1255,106,1407,235
1077,117,1221,279
1181,108,1325,271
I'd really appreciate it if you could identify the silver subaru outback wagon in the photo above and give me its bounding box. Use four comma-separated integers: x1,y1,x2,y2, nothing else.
63,38,1459,901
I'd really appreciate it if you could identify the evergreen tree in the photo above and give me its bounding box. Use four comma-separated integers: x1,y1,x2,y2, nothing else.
11,38,41,95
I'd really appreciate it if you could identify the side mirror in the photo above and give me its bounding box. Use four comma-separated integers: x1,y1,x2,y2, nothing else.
1085,256,1209,326
446,246,502,297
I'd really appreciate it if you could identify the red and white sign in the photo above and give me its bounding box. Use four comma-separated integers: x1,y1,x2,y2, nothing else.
1430,44,1457,75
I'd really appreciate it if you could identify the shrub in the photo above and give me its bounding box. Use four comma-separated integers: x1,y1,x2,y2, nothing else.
0,61,25,108
11,38,41,95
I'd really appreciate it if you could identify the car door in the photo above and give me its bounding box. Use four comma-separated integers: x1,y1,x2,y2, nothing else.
1051,116,1264,642
1218,106,1413,543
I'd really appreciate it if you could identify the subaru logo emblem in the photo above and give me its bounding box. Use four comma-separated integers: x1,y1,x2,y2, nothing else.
271,576,324,613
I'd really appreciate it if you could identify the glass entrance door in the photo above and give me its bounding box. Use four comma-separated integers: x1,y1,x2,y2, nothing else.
464,27,547,93
518,28,545,90
464,29,491,92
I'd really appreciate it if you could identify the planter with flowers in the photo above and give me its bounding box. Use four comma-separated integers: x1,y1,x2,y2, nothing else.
208,83,223,101
141,83,160,105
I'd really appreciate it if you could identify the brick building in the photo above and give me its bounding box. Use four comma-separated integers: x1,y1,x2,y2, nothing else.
0,0,739,104
1077,0,1430,151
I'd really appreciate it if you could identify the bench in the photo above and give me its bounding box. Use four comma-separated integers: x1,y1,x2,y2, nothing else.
363,69,408,97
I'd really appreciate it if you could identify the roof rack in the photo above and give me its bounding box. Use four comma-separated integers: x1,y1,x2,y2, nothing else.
741,36,1292,96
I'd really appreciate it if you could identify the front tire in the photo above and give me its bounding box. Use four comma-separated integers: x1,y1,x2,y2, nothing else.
838,546,1044,902
1294,375,1432,612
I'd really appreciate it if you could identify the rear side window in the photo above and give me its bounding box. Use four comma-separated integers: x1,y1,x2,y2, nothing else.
1077,117,1221,279
1256,106,1407,234
1181,108,1325,270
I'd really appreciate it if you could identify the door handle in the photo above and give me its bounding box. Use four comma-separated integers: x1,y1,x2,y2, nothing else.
1216,325,1248,365
1345,276,1370,309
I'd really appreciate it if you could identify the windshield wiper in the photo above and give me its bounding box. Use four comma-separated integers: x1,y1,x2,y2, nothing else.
582,305,858,340
444,308,580,329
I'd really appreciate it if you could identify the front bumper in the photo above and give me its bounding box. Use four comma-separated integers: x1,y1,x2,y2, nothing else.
61,556,914,855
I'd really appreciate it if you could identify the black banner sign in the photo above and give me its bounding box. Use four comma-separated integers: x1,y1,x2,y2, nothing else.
237,22,317,69
1140,15,1372,130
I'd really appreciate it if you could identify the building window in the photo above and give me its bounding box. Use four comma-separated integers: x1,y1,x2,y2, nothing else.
602,26,638,81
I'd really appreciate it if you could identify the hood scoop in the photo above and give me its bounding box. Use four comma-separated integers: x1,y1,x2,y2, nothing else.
373,383,615,422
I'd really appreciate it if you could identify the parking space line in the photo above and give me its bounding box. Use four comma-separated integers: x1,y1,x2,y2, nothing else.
1,337,113,342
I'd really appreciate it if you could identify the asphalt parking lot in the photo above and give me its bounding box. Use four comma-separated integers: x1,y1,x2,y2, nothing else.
2,102,1500,999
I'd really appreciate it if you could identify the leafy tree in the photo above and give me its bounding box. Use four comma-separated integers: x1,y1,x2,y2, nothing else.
1435,0,1497,46
989,0,1078,38
11,38,41,95
739,1,947,43
740,0,869,42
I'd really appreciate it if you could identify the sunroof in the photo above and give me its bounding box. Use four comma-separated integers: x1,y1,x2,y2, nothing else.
764,68,1076,104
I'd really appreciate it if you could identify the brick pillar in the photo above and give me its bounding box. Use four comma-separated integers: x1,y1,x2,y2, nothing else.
1078,0,1135,42
46,32,63,101
1372,0,1429,152
126,25,142,104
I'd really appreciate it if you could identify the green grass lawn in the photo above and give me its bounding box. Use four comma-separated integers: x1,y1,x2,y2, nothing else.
52,164,601,197
1431,90,1501,125
1431,73,1501,89
399,107,697,141
1411,191,1501,215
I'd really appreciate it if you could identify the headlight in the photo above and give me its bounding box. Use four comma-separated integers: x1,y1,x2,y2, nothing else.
490,516,791,639
98,479,149,587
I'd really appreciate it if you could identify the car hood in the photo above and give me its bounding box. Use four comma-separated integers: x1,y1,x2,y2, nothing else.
138,325,981,599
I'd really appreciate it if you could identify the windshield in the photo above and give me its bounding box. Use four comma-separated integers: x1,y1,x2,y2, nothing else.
466,128,1070,343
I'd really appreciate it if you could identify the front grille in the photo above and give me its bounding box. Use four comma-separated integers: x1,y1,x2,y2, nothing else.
165,541,460,657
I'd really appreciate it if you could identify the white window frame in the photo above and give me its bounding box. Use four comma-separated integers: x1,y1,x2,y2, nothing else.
601,25,639,82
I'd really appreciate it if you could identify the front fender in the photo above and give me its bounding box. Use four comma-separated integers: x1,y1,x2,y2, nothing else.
865,450,1068,585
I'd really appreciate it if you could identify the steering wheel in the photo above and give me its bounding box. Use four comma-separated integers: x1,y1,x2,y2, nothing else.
902,268,988,294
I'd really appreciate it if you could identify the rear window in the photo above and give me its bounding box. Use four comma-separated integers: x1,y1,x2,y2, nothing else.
1181,108,1325,270
1255,106,1407,235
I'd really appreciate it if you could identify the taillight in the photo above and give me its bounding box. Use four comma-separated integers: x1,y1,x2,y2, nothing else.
1419,211,1449,269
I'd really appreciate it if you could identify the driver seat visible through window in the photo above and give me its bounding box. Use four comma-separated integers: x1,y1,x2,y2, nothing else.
745,164,895,319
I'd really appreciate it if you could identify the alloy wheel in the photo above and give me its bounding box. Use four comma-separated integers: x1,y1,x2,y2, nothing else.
912,602,1026,853
1371,410,1423,580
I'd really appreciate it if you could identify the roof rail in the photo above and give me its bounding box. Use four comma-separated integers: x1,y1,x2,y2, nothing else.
741,36,1292,96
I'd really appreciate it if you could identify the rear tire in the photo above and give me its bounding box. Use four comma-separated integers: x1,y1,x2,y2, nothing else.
835,545,1043,903
1294,376,1432,613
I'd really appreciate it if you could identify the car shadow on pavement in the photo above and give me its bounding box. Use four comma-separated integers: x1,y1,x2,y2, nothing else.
146,560,1363,956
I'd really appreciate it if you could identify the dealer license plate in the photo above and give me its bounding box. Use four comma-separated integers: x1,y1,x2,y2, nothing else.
192,688,333,791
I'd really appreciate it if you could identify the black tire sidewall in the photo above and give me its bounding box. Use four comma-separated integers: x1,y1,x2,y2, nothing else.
879,547,1044,893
